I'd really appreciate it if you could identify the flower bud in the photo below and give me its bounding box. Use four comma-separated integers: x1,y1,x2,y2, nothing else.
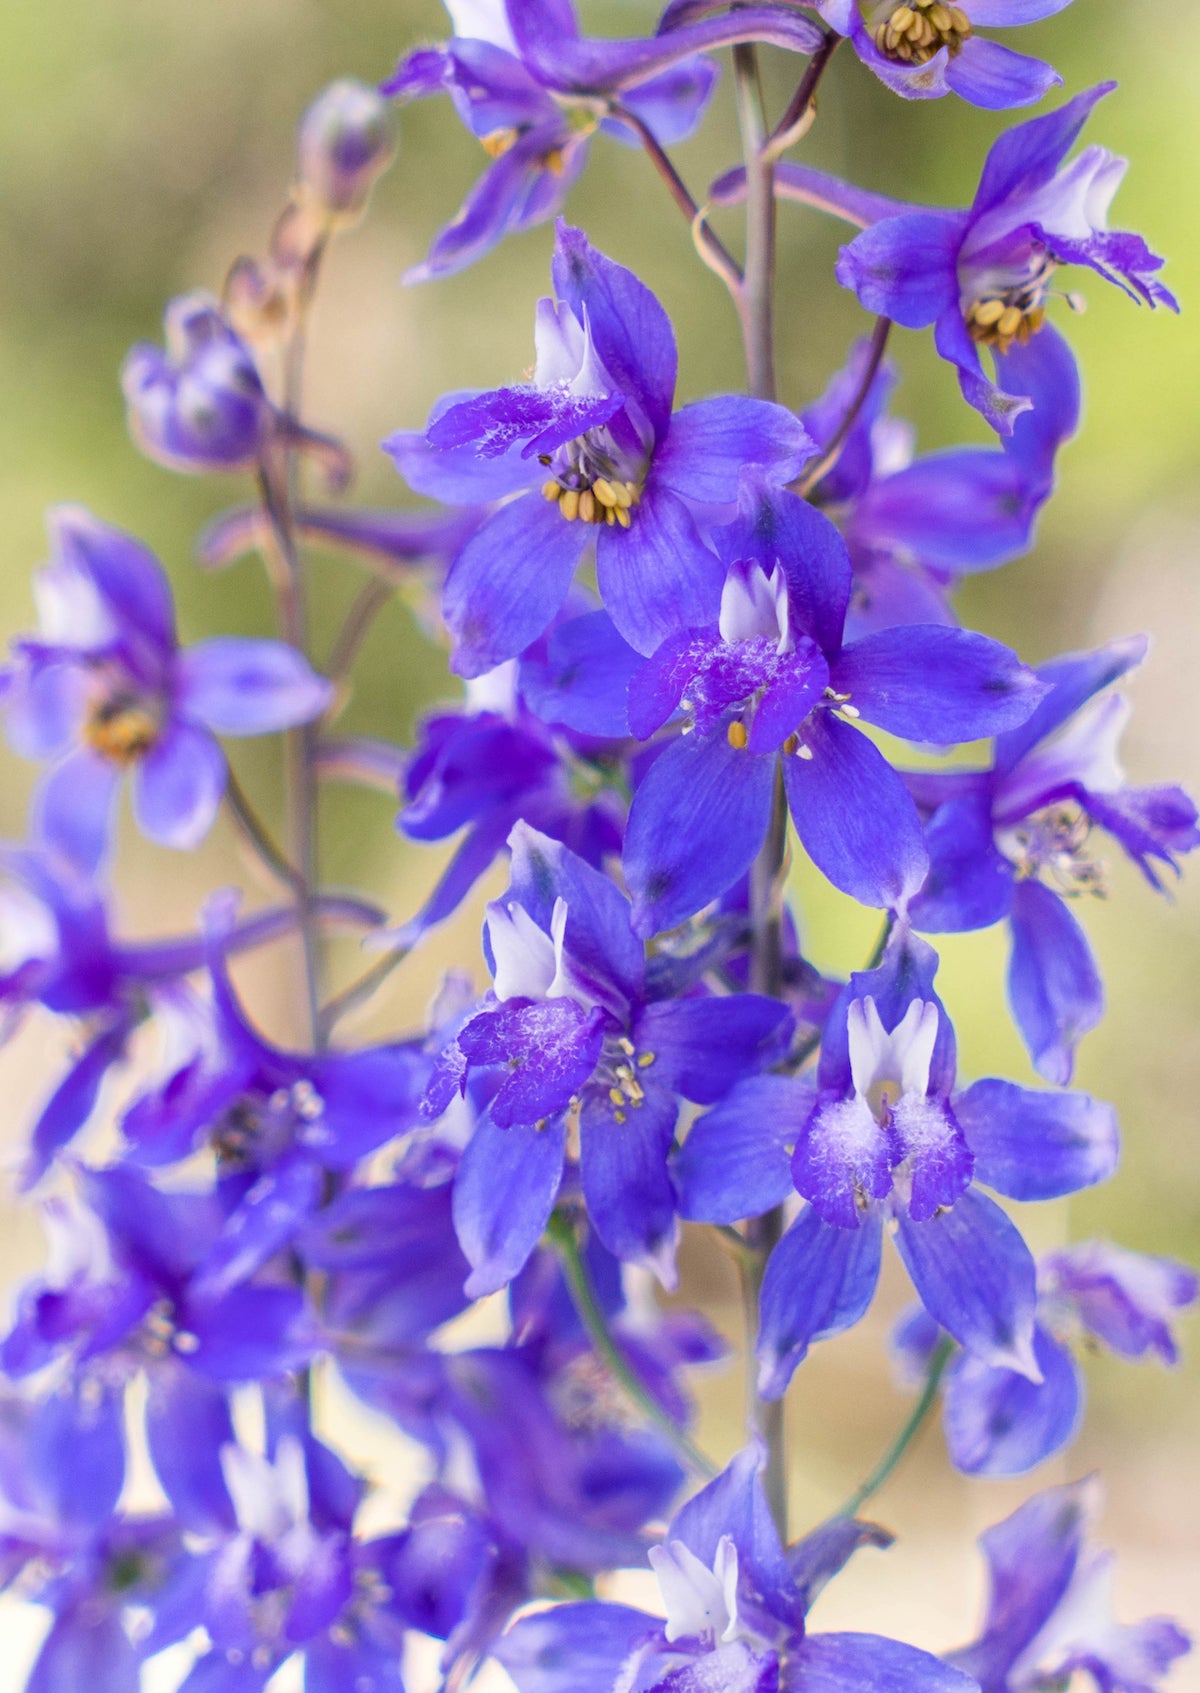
296,79,396,223
121,293,271,475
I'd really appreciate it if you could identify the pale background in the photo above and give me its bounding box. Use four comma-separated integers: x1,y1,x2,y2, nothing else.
0,1,1197,1686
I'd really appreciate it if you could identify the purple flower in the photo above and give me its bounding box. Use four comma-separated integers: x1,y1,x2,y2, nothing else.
122,293,351,484
379,636,632,950
385,223,812,671
802,329,1079,635
621,481,1046,933
949,1479,1191,1693
296,78,396,223
836,86,1177,431
0,507,333,877
383,0,821,281
807,0,1070,109
891,1239,1196,1478
423,822,792,1293
496,1444,976,1693
905,636,1200,1082
674,927,1119,1396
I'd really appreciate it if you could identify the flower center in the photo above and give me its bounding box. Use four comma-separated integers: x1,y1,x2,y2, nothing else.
597,1034,655,1124
873,0,972,65
84,689,162,764
965,252,1058,351
999,802,1108,898
539,433,641,528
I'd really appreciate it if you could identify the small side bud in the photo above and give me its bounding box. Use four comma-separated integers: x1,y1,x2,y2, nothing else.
297,79,396,225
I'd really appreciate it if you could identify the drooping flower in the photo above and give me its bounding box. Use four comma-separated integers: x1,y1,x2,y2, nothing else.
422,822,792,1293
835,86,1177,430
620,481,1046,934
905,636,1200,1082
495,1444,976,1693
383,0,821,281
890,1240,1197,1477
800,327,1080,635
0,507,333,877
802,0,1071,109
949,1479,1191,1693
673,927,1119,1396
385,223,812,672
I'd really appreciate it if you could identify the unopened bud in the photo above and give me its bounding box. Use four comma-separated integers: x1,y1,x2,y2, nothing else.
297,79,396,223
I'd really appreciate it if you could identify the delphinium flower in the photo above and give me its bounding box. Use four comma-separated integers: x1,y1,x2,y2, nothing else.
801,326,1079,635
905,635,1200,1081
121,294,350,485
798,0,1071,108
381,624,635,950
619,480,1046,934
383,0,822,281
0,507,332,877
673,927,1120,1396
422,822,792,1293
949,1479,1191,1693
385,223,812,671
891,1240,1198,1476
495,1444,976,1693
836,85,1176,429
0,1378,199,1691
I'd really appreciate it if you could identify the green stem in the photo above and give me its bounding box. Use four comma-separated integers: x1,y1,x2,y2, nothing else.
223,762,303,894
838,1336,954,1519
732,43,777,403
548,1213,717,1479
796,315,892,497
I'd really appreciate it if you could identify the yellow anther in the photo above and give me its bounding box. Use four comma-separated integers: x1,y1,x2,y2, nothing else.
611,481,633,509
85,697,160,765
783,734,799,757
928,4,952,30
841,703,861,719
615,1109,627,1124
609,1086,626,1107
579,488,597,524
972,298,1007,328
727,718,748,750
604,506,616,526
892,5,915,27
542,479,562,502
592,477,618,507
617,1036,636,1055
480,128,518,159
637,1051,655,1068
997,304,1023,339
560,489,580,522
949,5,969,28
615,505,631,529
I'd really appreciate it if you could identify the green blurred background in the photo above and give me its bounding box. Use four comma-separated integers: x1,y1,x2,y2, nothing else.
0,1,1197,1683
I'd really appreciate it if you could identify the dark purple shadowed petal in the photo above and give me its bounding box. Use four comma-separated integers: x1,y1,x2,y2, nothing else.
970,83,1115,220
907,793,1016,934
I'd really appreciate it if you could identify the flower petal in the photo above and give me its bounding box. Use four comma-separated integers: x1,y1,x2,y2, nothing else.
673,1075,814,1224
443,491,590,676
133,720,227,850
176,637,332,734
954,1078,1118,1200
785,1632,979,1693
831,626,1046,743
580,1087,679,1281
654,396,813,504
33,748,121,879
757,1207,883,1398
894,1188,1039,1377
944,37,1060,111
1006,879,1103,1084
633,992,793,1103
624,732,776,937
835,213,966,328
453,1114,567,1296
783,714,929,909
596,486,724,655
943,1327,1081,1477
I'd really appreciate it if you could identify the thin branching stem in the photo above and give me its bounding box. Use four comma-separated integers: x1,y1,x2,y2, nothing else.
838,1337,955,1518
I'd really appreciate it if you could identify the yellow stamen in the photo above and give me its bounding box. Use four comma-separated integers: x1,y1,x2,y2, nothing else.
615,505,631,529
480,128,518,159
559,489,580,522
592,477,618,508
727,719,748,750
579,489,596,524
542,479,562,502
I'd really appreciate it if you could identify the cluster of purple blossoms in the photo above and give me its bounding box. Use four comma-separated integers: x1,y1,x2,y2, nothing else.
0,4,1194,1692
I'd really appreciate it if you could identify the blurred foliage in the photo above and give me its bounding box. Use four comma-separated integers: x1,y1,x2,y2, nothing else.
0,0,1197,1600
